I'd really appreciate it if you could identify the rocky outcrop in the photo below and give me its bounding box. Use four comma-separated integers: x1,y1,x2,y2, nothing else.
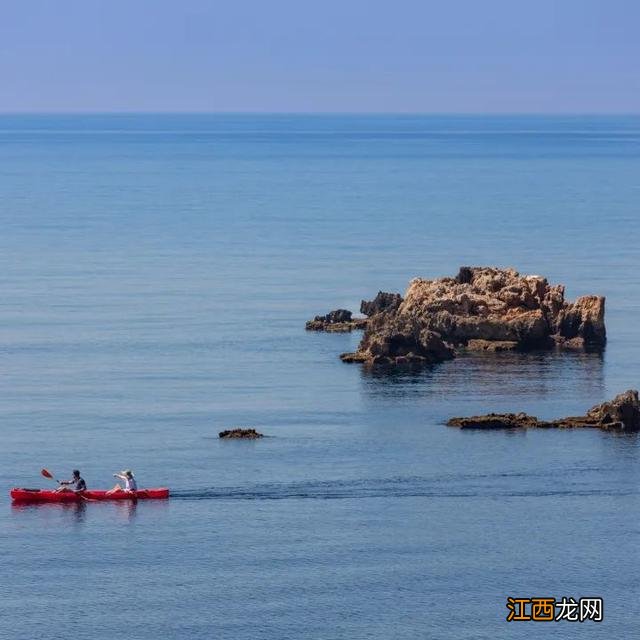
305,309,367,332
340,311,454,366
219,428,264,439
340,267,605,365
447,413,539,429
585,389,640,429
360,291,403,317
447,390,640,432
553,295,607,348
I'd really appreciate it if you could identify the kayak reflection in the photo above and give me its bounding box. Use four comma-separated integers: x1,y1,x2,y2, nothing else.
11,500,88,523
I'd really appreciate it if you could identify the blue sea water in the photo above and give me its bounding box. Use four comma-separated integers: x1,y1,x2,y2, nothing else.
0,114,639,639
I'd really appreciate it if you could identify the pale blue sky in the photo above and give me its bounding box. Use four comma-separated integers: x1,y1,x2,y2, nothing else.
1,0,638,113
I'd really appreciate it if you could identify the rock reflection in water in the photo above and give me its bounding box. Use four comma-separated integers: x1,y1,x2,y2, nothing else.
359,349,605,403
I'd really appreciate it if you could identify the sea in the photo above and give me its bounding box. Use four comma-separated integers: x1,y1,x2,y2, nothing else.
0,114,638,639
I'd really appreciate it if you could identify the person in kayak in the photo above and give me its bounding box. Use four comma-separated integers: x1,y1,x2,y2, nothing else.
56,469,87,493
107,469,137,494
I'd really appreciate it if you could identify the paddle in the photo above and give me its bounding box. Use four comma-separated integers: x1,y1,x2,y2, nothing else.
41,468,93,501
41,468,58,483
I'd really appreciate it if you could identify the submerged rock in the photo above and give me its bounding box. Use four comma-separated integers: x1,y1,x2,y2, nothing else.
305,309,367,332
339,266,606,365
219,428,264,439
447,390,640,432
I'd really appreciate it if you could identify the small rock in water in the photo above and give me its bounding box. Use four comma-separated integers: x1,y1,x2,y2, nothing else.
219,428,264,439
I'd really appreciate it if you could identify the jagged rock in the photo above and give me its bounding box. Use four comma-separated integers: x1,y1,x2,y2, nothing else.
553,295,606,346
586,389,640,430
219,428,264,439
447,390,640,432
360,291,403,317
305,309,367,332
341,267,605,365
321,309,352,324
340,310,455,365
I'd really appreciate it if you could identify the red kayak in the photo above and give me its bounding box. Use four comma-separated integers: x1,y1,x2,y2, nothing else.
10,488,170,503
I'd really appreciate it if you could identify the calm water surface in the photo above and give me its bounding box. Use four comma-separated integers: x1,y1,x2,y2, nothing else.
1,115,639,639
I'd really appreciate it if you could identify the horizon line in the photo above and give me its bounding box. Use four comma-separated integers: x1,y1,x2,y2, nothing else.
0,110,639,117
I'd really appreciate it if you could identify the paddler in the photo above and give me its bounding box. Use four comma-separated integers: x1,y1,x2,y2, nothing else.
107,469,138,494
55,469,87,493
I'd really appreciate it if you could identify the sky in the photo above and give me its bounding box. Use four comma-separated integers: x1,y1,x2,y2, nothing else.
0,0,638,113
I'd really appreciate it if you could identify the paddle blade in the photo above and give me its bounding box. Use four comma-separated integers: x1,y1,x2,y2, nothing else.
41,468,54,479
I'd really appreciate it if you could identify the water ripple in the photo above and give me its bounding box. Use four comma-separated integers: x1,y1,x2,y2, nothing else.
172,474,633,501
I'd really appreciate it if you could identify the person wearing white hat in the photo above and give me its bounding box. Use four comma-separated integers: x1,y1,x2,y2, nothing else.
107,469,138,494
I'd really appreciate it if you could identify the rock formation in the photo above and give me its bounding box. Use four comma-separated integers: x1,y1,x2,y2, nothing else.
360,291,403,317
305,309,367,332
219,428,264,439
339,267,605,365
307,292,403,333
447,390,640,432
340,313,455,365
